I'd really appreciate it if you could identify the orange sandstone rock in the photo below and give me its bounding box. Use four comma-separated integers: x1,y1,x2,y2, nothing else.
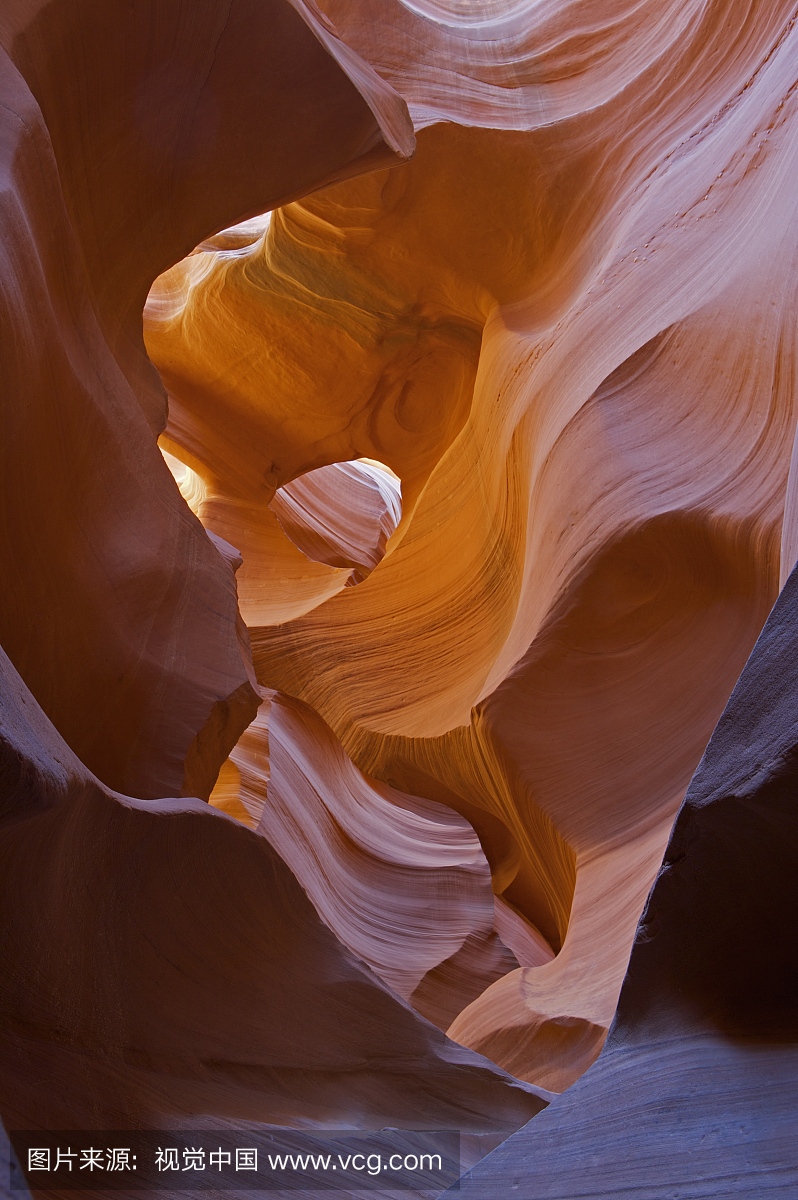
148,0,798,1091
271,460,402,582
0,644,546,1135
1,0,796,1175
0,0,412,798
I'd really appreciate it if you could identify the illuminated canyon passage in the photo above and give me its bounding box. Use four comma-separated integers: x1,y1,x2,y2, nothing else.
0,0,796,1197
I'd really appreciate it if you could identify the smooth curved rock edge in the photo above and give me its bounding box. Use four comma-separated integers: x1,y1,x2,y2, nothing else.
449,557,798,1197
147,0,798,1093
271,460,402,583
0,0,414,803
0,0,796,1194
0,642,547,1139
211,688,541,1025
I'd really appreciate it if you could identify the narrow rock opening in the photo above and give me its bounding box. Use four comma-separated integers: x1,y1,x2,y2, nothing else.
270,458,402,585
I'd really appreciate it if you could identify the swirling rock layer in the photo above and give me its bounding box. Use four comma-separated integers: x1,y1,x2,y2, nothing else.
450,558,798,1197
1,0,797,1192
146,0,798,1091
0,644,546,1136
0,0,414,801
213,689,527,1014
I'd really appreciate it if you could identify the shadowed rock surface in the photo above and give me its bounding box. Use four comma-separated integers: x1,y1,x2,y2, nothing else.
0,0,412,802
0,642,547,1138
148,0,798,1090
447,561,798,1197
0,0,796,1195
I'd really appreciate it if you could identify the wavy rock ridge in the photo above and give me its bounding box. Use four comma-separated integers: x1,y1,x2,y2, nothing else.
0,0,796,1195
147,0,798,1094
450,557,798,1197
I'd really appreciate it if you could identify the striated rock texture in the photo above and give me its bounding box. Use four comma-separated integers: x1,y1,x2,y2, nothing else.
0,642,547,1136
0,0,553,1170
449,559,798,1198
0,0,412,802
146,0,798,1092
232,690,525,1011
0,0,796,1193
271,459,402,583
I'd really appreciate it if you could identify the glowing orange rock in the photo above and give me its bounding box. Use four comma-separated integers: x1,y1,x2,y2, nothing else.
0,0,412,798
149,0,798,1092
212,689,526,1011
271,460,401,582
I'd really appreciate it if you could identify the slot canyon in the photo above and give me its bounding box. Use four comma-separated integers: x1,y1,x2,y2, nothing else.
0,0,795,1196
